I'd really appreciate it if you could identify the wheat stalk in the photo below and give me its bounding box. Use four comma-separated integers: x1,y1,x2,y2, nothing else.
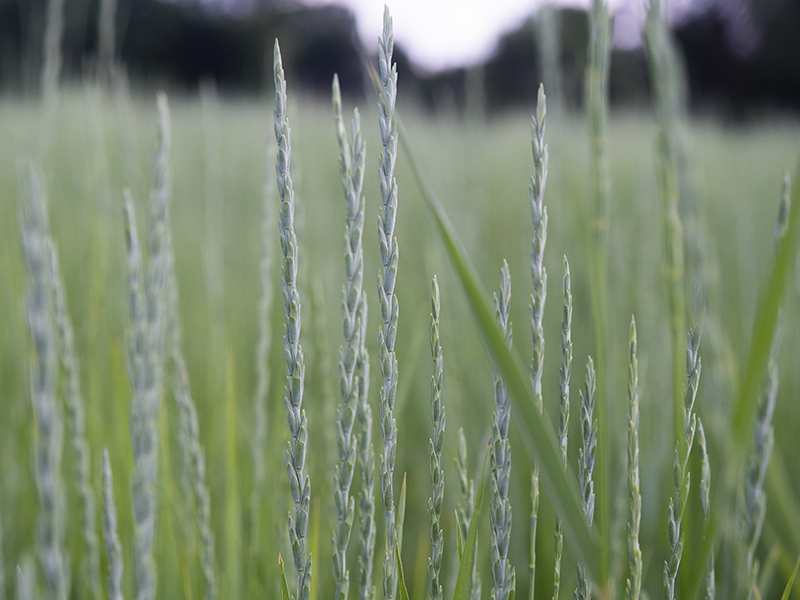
332,72,367,600
101,449,124,600
529,83,549,600
376,8,400,599
626,318,642,600
274,39,312,600
553,257,572,600
356,289,375,600
696,422,714,600
428,277,445,600
20,162,67,600
663,328,701,600
574,358,597,600
491,261,515,600
586,0,612,569
154,92,219,600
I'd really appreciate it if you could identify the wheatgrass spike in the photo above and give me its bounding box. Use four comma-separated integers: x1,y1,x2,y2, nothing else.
332,72,367,600
663,328,701,600
696,422,714,600
626,318,642,600
376,7,401,600
575,358,597,600
274,39,312,600
50,231,101,600
553,257,572,600
156,90,218,600
21,162,67,600
586,0,612,576
101,449,124,600
427,277,445,600
124,93,172,600
356,289,376,600
490,261,515,600
529,83,548,600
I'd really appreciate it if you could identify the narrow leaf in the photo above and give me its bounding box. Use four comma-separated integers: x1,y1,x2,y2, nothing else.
397,474,407,557
395,534,411,600
733,162,800,448
455,509,464,559
278,554,291,600
453,443,490,600
779,553,800,600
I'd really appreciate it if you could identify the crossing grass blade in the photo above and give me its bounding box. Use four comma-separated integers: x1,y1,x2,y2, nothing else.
453,443,490,600
733,161,800,449
686,159,800,600
779,554,800,600
382,90,603,587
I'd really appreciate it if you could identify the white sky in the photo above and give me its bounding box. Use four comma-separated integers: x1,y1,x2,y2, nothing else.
304,0,701,72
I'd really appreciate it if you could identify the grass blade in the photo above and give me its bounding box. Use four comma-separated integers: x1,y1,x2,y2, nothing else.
385,91,602,587
394,536,411,600
779,554,800,600
733,162,800,449
453,443,490,600
279,555,291,600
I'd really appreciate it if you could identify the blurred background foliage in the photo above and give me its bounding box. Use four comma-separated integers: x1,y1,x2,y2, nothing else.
0,0,798,116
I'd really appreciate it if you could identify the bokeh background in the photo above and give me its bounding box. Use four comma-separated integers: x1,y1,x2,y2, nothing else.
0,0,799,116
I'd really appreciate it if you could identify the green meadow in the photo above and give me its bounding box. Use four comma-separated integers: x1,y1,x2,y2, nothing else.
1,67,800,600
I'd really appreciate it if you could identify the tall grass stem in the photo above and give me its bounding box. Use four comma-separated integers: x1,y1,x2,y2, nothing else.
626,318,642,600
586,0,612,575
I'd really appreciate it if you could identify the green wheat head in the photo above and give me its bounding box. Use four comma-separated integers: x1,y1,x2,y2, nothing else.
274,39,312,600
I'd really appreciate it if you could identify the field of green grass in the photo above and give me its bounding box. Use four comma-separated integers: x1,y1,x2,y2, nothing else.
1,73,800,600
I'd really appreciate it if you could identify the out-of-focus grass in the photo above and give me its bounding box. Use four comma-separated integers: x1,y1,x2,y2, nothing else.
0,87,799,600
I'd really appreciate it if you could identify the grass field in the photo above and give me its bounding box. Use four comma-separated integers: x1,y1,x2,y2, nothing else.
1,78,800,600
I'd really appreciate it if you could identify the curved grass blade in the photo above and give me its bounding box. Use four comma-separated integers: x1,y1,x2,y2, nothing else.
733,163,800,447
375,73,602,586
453,443,490,600
779,554,800,600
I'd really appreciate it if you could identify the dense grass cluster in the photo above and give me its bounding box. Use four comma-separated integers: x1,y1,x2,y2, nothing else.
2,5,800,600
